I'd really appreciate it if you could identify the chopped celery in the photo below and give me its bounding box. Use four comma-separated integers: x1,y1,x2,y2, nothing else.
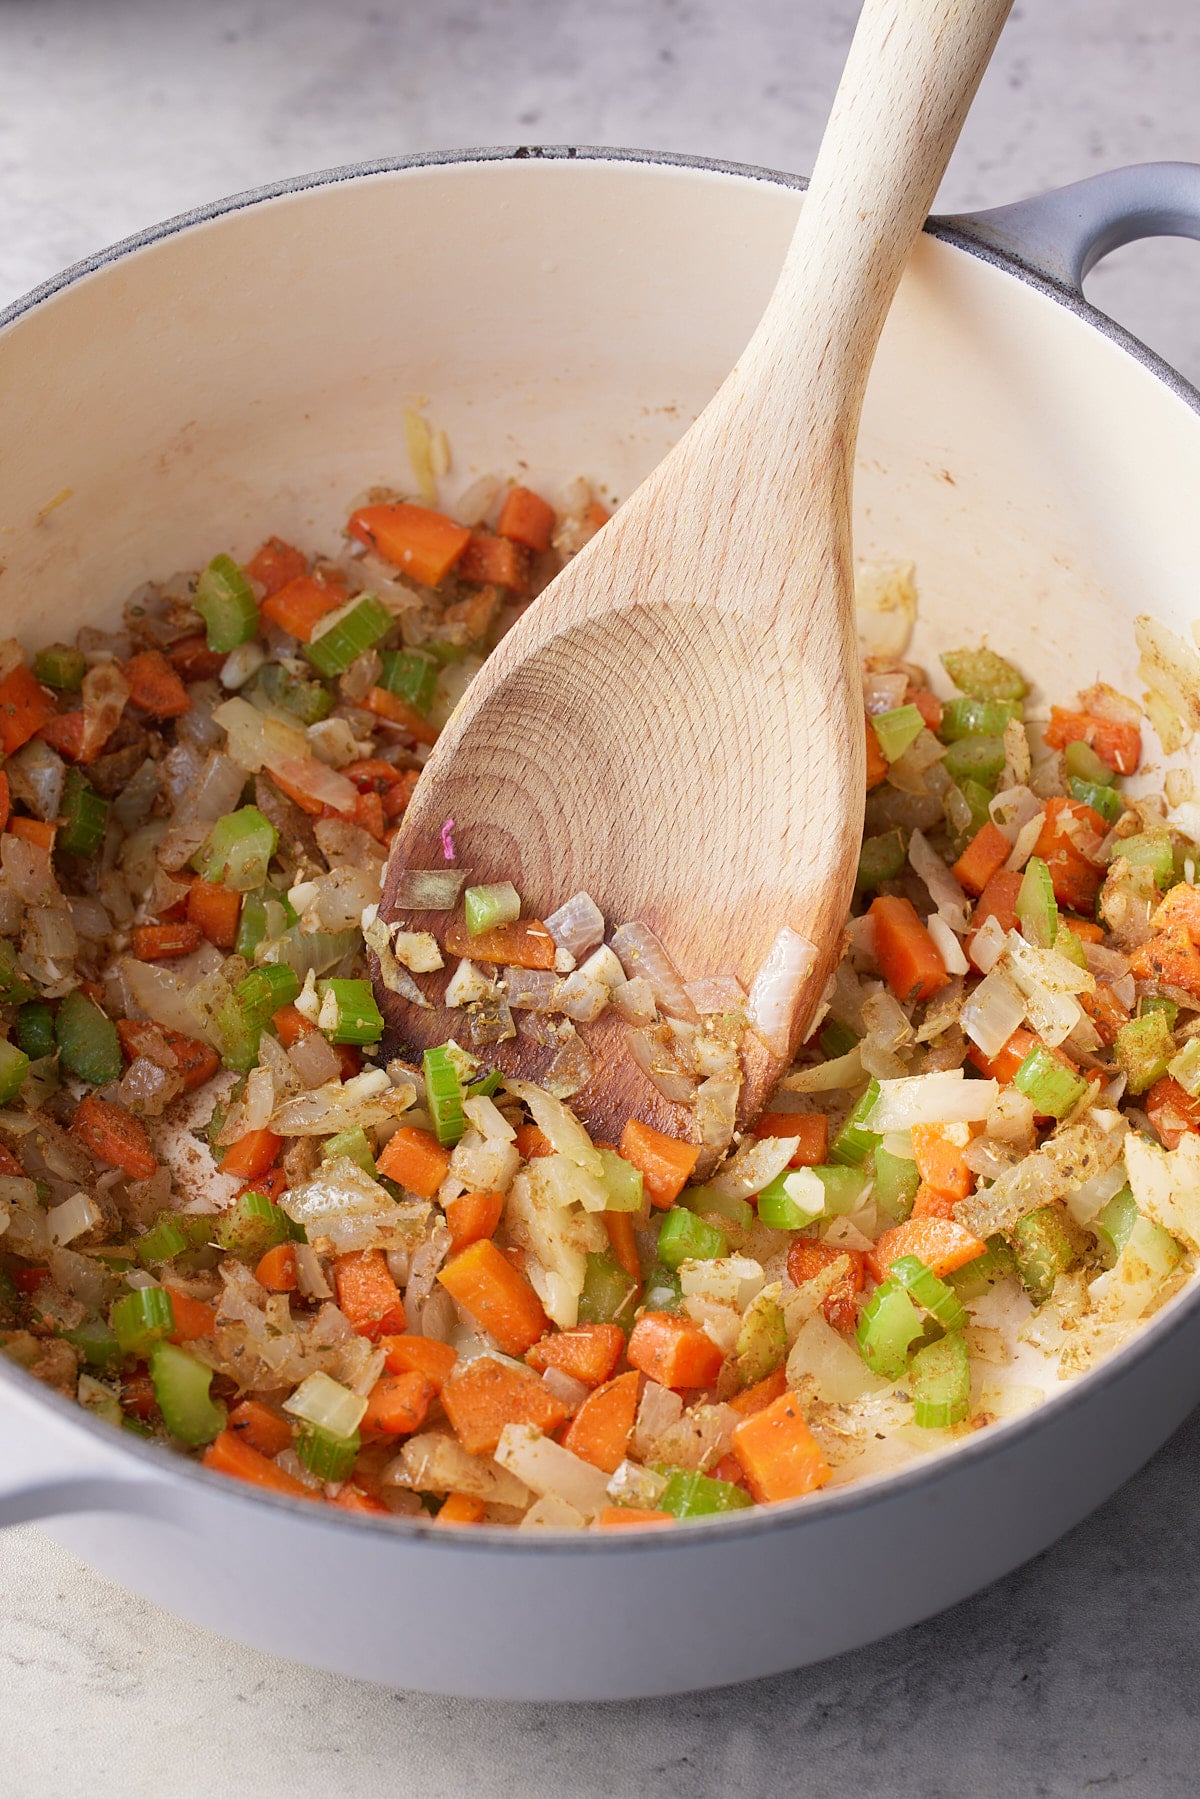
77,1374,123,1428
597,1146,644,1213
302,593,392,679
679,1185,754,1230
948,777,995,856
657,1466,753,1519
32,642,86,691
856,828,908,892
251,661,333,725
757,1168,826,1230
211,991,263,1073
149,1343,226,1447
424,1045,466,1146
195,554,260,652
941,735,1007,788
55,989,122,1085
889,1255,967,1332
284,1371,366,1437
871,1147,920,1222
61,1314,123,1373
236,962,301,1029
948,1234,1015,1299
15,1001,55,1062
1013,1045,1089,1119
110,1285,175,1355
464,882,521,936
465,1067,504,1098
296,1421,360,1481
1168,1036,1200,1098
1054,925,1088,969
818,1020,858,1060
234,890,268,960
1124,1213,1183,1285
1114,1010,1175,1096
642,1262,683,1314
379,648,439,715
812,1164,869,1214
1016,855,1058,949
0,943,34,1007
1011,1205,1077,1303
215,1190,294,1259
909,1329,970,1428
1094,1185,1138,1260
1068,776,1123,825
319,978,384,1046
194,806,278,892
657,1207,726,1269
830,1080,881,1168
1139,995,1179,1026
940,647,1028,703
855,1279,924,1379
0,1040,29,1105
323,1127,376,1176
1063,740,1116,787
1119,831,1175,891
576,1249,638,1327
59,769,109,857
733,1289,788,1387
136,1218,190,1268
939,696,1023,741
872,704,924,764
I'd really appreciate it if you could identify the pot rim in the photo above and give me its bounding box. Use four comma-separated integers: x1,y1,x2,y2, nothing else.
3,141,1197,1555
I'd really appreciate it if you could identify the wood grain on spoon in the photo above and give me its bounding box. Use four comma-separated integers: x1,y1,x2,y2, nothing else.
375,0,1013,1146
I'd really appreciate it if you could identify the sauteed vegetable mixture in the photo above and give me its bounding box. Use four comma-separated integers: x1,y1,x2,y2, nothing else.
2,461,1198,1528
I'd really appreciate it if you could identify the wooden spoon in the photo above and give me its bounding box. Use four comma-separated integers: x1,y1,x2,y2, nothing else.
374,0,1012,1147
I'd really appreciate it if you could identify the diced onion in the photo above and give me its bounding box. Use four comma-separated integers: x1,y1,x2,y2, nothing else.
46,1191,104,1247
283,1370,368,1437
624,1027,697,1105
745,926,817,1058
544,891,605,959
705,1136,799,1200
961,965,1027,1058
391,869,466,911
610,922,698,1022
865,1070,998,1131
927,914,968,976
494,1423,611,1518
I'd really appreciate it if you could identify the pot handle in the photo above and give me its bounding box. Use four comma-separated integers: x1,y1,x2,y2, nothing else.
939,161,1200,294
0,1380,180,1527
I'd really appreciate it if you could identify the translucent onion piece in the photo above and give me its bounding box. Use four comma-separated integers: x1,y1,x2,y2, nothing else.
212,696,309,774
960,1110,1126,1240
685,974,748,1015
67,896,112,942
544,891,605,960
968,913,1008,975
122,957,214,1041
631,1381,684,1462
188,751,248,827
1004,810,1047,874
265,754,358,818
46,1191,104,1247
391,869,466,911
610,922,698,1023
961,966,1027,1058
695,1074,740,1155
746,926,818,1058
908,830,970,934
80,661,130,760
504,967,563,1012
865,1070,998,1131
543,1026,594,1100
781,1045,864,1093
862,669,909,715
624,1026,697,1106
610,975,656,1026
706,1135,798,1200
386,1431,532,1507
927,914,969,976
1,834,51,903
503,1078,601,1173
7,738,65,823
854,561,917,659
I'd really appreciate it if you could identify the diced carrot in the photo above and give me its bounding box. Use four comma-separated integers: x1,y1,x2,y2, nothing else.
514,1122,554,1160
910,687,943,733
131,921,202,961
786,1239,866,1333
1151,884,1200,940
8,817,55,851
0,771,9,834
348,502,472,588
868,1216,987,1282
712,1454,749,1488
1061,914,1105,945
457,532,530,593
869,894,949,1005
202,1429,318,1500
121,1372,159,1421
440,1354,568,1456
10,1265,48,1294
164,1288,217,1342
244,535,308,597
1079,980,1130,1046
1129,928,1200,1000
361,685,439,745
376,1124,451,1198
243,1165,288,1204
910,1123,974,1201
335,1043,362,1082
37,710,87,763
594,1506,674,1527
332,1248,406,1338
752,1111,828,1167
73,1095,157,1180
261,574,346,642
123,648,192,719
341,757,407,792
380,1334,458,1391
255,1243,298,1292
227,1397,293,1458
730,1392,831,1503
910,1183,961,1220
361,1370,436,1439
967,868,1023,963
218,1128,283,1182
967,1024,1033,1085
1145,1075,1200,1150
436,1492,486,1526
187,879,241,950
351,789,387,842
331,1484,391,1516
626,1312,723,1390
442,915,556,969
497,485,556,554
0,665,58,754
116,1020,219,1092
561,1369,640,1473
443,1188,505,1254
1044,707,1141,775
952,821,1012,897
168,634,228,681
727,1365,789,1417
617,1119,700,1210
271,1003,314,1049
437,1239,548,1356
604,1210,643,1289
1033,797,1107,915
585,501,610,532
382,770,421,821
525,1323,625,1387
0,1145,22,1178
865,714,889,789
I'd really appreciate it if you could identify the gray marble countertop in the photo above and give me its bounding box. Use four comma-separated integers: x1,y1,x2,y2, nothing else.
3,3,1200,1794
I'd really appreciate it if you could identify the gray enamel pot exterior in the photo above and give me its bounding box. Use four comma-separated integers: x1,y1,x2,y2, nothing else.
3,150,1200,1701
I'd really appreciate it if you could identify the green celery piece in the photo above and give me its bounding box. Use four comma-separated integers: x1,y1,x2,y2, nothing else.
195,555,259,652
424,1045,466,1146
295,1420,360,1480
1054,925,1089,970
1063,740,1116,787
1124,1213,1183,1285
1094,1186,1138,1260
948,778,994,856
464,882,521,936
0,941,36,1007
59,769,109,857
194,806,279,892
941,735,1007,788
15,1002,55,1062
733,1289,787,1387
379,648,439,716
856,828,908,892
1010,1205,1078,1304
811,1165,869,1214
818,1020,858,1060
909,1329,970,1428
0,1040,29,1105
939,696,1023,742
656,1207,726,1269
1140,995,1179,1026
136,1217,190,1267
319,978,385,1046
872,1147,920,1222
656,1466,753,1519
680,1184,754,1230
148,1343,226,1447
110,1286,175,1355
235,890,269,961
1119,831,1175,891
855,1279,923,1379
642,1263,683,1313
236,962,301,1029
323,1127,376,1177
1012,1044,1089,1118
1068,777,1123,826
55,990,122,1085
871,704,924,764
465,1068,503,1098
889,1255,967,1332
259,926,359,981
61,1314,123,1373
302,593,392,679
576,1249,639,1328
756,1168,825,1230
830,1080,881,1168
940,647,1028,702
948,1234,1015,1299
1114,1010,1175,1096
1016,855,1058,948
251,662,333,725
211,991,262,1073
597,1146,644,1213
32,642,86,691
215,1190,293,1259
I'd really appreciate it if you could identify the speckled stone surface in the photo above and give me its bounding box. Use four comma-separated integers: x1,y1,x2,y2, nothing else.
3,3,1200,1794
